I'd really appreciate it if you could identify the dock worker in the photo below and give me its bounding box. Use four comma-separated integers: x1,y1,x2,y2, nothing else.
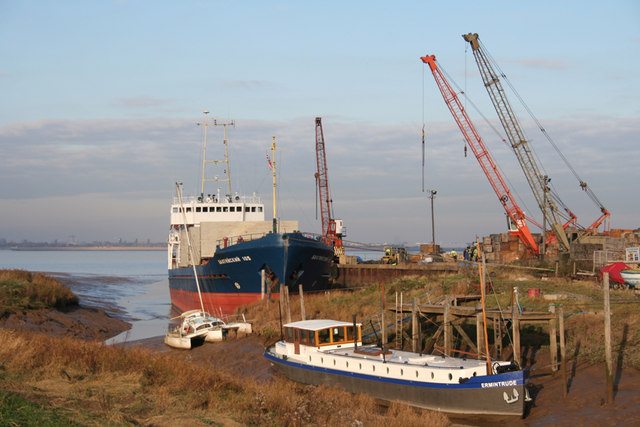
451,249,457,261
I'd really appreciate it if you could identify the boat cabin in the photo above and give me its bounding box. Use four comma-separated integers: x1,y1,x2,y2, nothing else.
282,319,361,354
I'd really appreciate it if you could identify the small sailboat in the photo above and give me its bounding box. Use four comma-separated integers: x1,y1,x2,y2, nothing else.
164,182,251,349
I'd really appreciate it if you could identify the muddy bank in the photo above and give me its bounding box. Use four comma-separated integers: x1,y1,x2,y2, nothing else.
0,305,131,341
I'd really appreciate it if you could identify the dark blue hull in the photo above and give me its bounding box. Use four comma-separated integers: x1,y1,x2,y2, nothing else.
169,232,334,314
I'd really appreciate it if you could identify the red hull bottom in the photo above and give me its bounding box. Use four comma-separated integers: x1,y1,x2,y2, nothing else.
170,288,280,316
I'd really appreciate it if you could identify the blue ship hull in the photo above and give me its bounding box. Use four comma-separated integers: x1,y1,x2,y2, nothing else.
169,232,335,315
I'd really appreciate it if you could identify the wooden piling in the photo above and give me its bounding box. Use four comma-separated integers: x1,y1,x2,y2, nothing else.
443,303,452,356
603,272,614,404
549,305,558,373
559,306,567,398
412,297,418,353
299,284,306,321
476,308,485,358
512,303,521,367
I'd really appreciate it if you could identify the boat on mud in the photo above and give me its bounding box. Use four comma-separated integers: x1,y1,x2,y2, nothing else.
164,309,252,350
264,319,528,416
167,116,335,316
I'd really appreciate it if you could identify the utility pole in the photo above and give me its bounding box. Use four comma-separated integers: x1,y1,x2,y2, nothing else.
427,189,437,246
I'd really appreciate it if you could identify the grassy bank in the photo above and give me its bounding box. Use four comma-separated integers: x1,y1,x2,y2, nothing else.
0,328,446,426
0,269,78,312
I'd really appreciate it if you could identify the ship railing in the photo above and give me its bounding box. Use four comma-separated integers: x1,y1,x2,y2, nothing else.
172,194,262,205
217,231,326,248
216,231,271,248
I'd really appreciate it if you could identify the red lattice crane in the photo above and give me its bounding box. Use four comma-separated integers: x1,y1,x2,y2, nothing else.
421,54,539,255
315,117,344,254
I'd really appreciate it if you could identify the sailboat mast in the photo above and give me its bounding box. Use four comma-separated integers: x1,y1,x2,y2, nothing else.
176,181,205,314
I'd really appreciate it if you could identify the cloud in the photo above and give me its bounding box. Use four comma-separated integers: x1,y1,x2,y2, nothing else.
0,114,638,244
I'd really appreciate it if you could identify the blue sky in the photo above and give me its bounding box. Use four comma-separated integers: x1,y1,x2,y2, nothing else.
1,1,638,247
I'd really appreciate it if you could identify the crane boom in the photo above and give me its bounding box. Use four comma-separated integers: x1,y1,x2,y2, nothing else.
462,33,572,251
315,117,343,253
421,54,539,255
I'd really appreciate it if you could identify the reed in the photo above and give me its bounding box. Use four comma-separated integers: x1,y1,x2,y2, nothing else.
0,328,448,426
0,269,78,311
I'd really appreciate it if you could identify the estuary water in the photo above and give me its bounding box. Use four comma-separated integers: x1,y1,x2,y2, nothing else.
0,249,170,343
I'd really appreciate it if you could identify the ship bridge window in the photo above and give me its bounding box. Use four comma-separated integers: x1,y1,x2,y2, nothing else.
285,327,293,342
196,207,201,213
223,207,228,212
216,207,222,212
186,207,192,212
202,207,208,212
230,207,235,212
172,207,178,213
245,206,250,212
258,207,263,212
251,207,256,212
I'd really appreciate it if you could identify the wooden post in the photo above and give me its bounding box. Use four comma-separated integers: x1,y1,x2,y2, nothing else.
476,307,485,358
549,305,558,373
381,281,386,346
603,272,614,404
299,284,306,321
555,261,559,278
512,303,521,367
283,285,291,324
493,317,502,360
559,306,567,398
412,297,418,353
279,284,285,325
443,303,452,356
261,269,265,300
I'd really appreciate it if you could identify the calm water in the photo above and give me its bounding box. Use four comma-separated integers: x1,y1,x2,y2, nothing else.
0,249,170,343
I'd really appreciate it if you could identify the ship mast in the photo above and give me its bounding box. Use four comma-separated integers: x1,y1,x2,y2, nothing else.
197,111,235,199
269,136,278,232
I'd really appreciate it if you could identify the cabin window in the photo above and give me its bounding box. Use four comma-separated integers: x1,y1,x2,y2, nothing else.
285,327,293,342
317,329,331,345
332,327,345,343
172,207,179,213
251,207,256,212
231,206,236,212
223,207,228,212
196,207,201,212
245,206,250,212
303,329,313,345
258,207,263,212
216,207,222,212
202,207,208,212
186,207,192,212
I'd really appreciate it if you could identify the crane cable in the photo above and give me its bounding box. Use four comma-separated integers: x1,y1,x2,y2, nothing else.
439,59,538,225
478,39,607,211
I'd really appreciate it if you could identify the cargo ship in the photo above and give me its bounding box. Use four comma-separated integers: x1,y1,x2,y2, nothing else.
167,115,334,315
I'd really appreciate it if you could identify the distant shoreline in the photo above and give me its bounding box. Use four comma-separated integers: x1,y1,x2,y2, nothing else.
6,246,165,251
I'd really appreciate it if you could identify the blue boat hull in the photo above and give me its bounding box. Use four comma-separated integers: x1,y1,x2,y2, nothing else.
264,349,527,416
169,232,334,314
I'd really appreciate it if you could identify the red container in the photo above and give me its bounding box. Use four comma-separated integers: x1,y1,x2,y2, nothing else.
528,288,541,298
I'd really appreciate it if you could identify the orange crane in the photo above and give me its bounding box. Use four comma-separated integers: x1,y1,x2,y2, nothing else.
421,54,539,255
462,33,610,249
315,117,344,255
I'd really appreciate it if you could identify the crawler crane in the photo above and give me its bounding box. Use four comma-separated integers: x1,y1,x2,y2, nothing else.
421,54,539,255
463,33,610,249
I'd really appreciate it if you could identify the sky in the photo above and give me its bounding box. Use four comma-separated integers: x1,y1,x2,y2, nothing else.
1,0,639,248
